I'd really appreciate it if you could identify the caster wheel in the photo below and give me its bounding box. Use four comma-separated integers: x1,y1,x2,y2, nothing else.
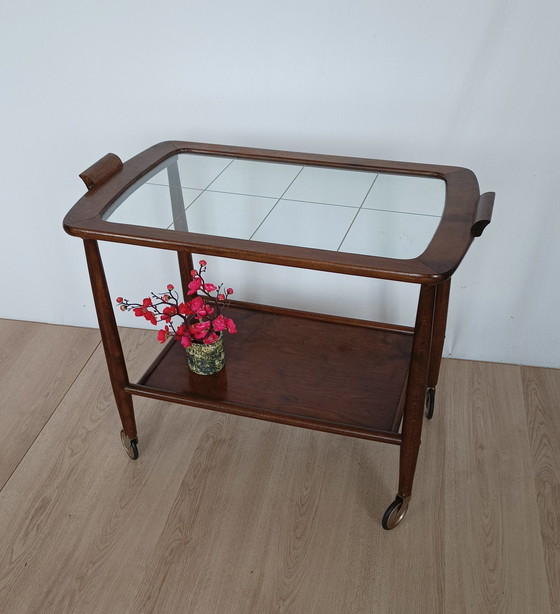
425,387,435,420
382,495,410,530
120,430,139,460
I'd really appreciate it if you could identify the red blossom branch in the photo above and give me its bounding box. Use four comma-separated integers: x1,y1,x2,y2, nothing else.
116,260,236,347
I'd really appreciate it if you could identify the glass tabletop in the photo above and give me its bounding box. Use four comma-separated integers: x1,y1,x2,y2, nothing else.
102,153,446,260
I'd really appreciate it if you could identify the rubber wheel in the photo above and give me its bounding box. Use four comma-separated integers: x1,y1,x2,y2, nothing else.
382,496,409,530
120,430,139,460
425,387,435,420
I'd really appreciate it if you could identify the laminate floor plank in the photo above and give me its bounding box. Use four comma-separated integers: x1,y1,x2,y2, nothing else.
0,328,192,614
0,320,557,613
441,360,551,613
521,366,560,610
0,320,100,489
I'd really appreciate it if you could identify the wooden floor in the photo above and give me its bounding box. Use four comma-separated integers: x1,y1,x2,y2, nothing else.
0,320,558,613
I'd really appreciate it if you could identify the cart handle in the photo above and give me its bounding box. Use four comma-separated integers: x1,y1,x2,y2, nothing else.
471,192,495,237
79,153,123,191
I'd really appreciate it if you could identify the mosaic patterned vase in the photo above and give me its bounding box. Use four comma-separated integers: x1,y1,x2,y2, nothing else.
185,333,225,375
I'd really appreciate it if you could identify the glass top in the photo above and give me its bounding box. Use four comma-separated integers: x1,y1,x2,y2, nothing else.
102,153,446,260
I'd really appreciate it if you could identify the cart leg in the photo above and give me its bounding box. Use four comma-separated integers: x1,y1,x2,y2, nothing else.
84,239,139,459
425,278,451,419
167,159,195,297
383,284,436,529
177,251,194,299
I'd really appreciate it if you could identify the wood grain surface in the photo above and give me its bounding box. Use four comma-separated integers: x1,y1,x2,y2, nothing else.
0,320,100,490
522,366,560,610
0,321,557,613
138,305,413,436
440,360,551,613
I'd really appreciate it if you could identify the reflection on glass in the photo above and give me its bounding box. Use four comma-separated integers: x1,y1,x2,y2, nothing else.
102,153,445,260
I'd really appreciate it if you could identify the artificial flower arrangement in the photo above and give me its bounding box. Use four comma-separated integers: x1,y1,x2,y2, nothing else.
115,260,236,348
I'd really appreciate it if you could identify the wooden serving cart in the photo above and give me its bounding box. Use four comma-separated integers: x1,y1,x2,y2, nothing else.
63,141,493,529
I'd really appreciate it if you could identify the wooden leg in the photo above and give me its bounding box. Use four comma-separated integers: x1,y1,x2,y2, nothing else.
398,283,436,497
166,160,195,298
383,284,436,529
83,240,137,442
423,278,451,419
427,278,451,389
167,158,186,225
177,251,194,300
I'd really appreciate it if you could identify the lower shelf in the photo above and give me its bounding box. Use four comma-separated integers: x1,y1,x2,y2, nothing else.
128,303,413,443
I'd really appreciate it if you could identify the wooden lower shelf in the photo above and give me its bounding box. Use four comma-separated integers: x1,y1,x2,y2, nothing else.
127,303,413,444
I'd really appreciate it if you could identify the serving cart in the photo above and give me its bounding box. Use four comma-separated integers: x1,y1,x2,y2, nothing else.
63,141,493,529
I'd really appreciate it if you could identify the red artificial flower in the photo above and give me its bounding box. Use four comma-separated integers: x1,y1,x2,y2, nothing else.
145,311,157,326
116,263,236,349
161,305,177,322
132,306,157,325
203,332,219,344
211,315,236,333
190,320,211,340
175,324,185,337
178,302,193,315
157,326,169,343
188,276,202,294
189,296,204,312
199,305,213,317
212,314,227,331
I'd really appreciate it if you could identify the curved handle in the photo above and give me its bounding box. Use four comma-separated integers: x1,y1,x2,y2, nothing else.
79,153,123,191
471,192,495,237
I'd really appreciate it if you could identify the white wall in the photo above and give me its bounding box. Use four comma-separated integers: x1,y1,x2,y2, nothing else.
1,1,559,367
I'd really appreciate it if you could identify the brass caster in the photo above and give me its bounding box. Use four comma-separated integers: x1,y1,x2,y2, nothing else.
120,430,139,460
382,495,410,530
425,387,436,420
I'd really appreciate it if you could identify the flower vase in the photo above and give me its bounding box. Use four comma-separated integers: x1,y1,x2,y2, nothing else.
185,333,225,375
